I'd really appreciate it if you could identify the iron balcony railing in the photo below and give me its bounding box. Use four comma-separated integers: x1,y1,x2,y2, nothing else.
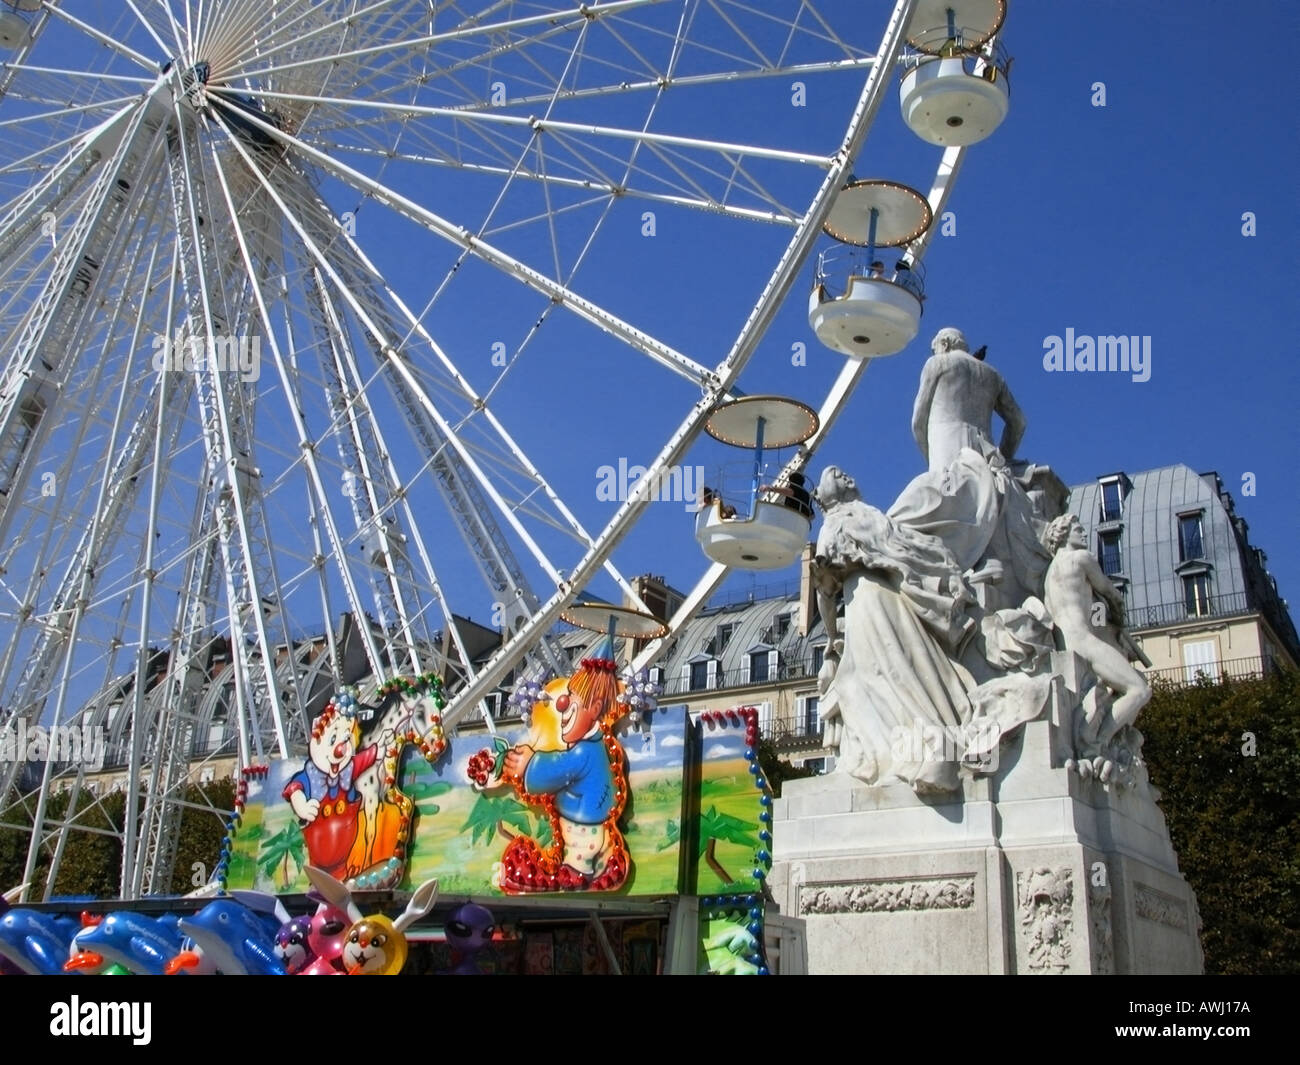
1127,590,1254,630
664,655,821,697
765,711,825,750
1143,654,1280,688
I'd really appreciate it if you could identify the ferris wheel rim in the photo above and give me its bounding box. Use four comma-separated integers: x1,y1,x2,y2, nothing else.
0,0,977,900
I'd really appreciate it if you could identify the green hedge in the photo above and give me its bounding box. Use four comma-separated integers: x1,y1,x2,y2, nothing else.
1139,670,1300,975
0,778,235,899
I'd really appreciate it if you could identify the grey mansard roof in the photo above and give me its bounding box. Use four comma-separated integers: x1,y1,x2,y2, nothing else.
1067,464,1298,658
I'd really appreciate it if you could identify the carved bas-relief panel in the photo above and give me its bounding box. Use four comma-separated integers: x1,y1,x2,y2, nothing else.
800,876,976,915
1135,882,1190,931
1017,865,1074,972
1089,877,1114,974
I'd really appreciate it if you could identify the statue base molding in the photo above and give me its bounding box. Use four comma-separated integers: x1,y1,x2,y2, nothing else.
770,657,1203,974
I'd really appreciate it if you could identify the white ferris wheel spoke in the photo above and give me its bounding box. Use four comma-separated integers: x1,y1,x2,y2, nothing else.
122,0,182,58
209,104,571,595
205,143,426,681
1,64,155,87
221,0,661,85
41,5,163,73
326,219,654,614
207,93,715,387
0,0,985,899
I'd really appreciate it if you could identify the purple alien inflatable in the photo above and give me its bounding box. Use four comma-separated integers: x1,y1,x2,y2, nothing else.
443,903,495,975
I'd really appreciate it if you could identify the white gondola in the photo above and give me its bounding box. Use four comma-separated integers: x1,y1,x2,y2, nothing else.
0,14,27,49
695,396,818,571
900,0,1011,147
0,1,37,50
696,499,814,571
809,266,922,357
900,52,1009,147
810,179,931,358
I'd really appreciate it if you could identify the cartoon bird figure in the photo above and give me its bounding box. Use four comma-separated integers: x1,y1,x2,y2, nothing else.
305,864,438,976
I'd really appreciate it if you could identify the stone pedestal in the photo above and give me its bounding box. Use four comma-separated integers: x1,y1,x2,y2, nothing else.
769,671,1203,974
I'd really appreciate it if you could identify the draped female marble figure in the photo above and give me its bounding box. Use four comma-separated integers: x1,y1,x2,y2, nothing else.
888,327,1050,610
813,467,1048,793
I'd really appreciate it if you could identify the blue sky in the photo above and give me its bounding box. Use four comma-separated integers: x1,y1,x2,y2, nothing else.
308,0,1300,640
564,0,1300,618
6,1,1297,703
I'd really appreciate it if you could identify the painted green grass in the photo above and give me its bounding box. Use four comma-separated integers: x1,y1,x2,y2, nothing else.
692,759,764,895
403,767,684,896
223,750,691,898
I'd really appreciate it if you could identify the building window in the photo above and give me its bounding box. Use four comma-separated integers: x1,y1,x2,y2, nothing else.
689,660,710,691
1098,531,1122,576
803,696,820,736
1100,479,1123,522
715,622,736,654
803,757,826,775
1183,573,1211,617
749,650,770,684
1181,639,1219,684
1178,513,1204,562
812,644,825,675
766,612,791,643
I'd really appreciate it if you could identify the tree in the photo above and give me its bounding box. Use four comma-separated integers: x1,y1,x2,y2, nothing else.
0,790,36,894
47,789,123,898
170,779,237,893
757,737,815,797
461,790,550,848
658,804,758,888
1139,670,1300,975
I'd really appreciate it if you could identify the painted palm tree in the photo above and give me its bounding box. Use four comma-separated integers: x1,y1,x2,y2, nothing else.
658,805,759,887
257,821,305,889
461,791,551,849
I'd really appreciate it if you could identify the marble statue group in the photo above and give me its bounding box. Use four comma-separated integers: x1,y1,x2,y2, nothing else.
813,327,1151,792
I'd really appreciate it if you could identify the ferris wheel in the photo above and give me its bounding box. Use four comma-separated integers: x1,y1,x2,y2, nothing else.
0,0,1010,899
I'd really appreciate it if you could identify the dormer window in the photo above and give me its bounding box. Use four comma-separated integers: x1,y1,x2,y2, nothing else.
765,612,792,644
1099,476,1126,523
685,656,717,691
744,644,777,684
690,660,709,690
1098,530,1122,576
1183,573,1211,617
1178,512,1204,562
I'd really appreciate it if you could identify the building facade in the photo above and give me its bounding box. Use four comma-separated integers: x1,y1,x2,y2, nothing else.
55,466,1297,792
1067,465,1298,685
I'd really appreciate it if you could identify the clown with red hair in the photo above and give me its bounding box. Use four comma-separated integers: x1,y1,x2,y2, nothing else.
498,636,629,892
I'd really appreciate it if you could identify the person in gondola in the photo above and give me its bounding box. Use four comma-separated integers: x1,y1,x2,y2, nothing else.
784,471,814,519
701,485,736,520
